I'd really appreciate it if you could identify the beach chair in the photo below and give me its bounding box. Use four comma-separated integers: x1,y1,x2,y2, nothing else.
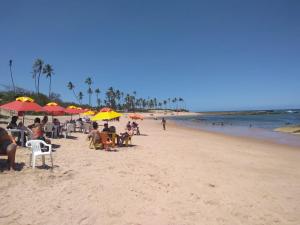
83,122,92,134
124,135,132,147
64,123,75,138
44,123,54,138
89,131,102,150
107,132,117,147
76,121,83,132
26,140,53,170
100,132,113,150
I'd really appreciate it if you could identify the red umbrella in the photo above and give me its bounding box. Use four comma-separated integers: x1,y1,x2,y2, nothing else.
0,96,44,123
76,107,85,114
43,102,65,116
65,105,81,114
100,107,112,112
0,97,44,112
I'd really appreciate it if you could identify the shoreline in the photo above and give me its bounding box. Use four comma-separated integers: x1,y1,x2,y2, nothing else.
146,112,300,149
166,119,300,151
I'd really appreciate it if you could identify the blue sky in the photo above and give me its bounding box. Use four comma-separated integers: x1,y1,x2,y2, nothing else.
0,0,299,111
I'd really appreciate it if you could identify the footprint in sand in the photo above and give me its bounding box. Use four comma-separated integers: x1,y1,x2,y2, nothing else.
78,216,89,225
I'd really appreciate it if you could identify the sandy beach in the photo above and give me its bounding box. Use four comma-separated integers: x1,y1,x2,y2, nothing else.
0,114,300,225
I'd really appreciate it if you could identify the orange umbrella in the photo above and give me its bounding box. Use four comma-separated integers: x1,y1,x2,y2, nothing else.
129,113,144,120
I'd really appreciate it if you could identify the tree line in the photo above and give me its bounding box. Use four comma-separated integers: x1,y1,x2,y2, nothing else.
6,58,186,112
67,78,186,111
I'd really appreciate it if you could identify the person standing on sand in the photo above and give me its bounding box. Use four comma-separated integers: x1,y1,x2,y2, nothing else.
161,117,166,130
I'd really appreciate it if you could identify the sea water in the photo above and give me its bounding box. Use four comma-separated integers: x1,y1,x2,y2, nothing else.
169,110,300,147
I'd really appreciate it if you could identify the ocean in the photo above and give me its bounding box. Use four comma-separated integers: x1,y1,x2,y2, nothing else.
169,110,300,147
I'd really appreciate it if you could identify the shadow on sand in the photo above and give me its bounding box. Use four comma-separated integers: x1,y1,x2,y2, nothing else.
0,160,25,172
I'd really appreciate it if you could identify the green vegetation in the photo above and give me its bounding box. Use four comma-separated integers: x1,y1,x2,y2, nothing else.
1,58,188,112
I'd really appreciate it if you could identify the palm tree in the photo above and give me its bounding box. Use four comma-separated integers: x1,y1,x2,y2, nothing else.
178,97,184,111
42,64,54,98
173,97,178,111
87,87,93,106
85,77,93,106
67,82,78,102
168,98,171,109
78,91,84,104
163,100,167,109
32,58,44,94
95,88,100,107
9,60,16,93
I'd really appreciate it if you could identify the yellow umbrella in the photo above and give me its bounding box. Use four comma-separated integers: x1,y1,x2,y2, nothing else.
82,110,96,116
91,111,122,121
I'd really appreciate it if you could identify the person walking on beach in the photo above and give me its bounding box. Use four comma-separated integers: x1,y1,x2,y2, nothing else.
161,117,166,130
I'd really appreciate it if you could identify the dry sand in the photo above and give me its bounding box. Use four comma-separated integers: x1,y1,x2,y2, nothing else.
0,114,300,225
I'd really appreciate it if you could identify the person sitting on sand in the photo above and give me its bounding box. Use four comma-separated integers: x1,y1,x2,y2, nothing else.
0,127,17,170
28,117,51,144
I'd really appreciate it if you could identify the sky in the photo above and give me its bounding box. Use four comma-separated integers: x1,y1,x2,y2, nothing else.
0,0,299,111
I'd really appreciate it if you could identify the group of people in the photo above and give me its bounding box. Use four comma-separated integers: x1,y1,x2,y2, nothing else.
0,115,56,170
87,121,135,150
0,114,149,170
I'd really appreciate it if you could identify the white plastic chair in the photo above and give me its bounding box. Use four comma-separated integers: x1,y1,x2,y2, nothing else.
64,123,75,138
44,123,54,138
26,140,53,170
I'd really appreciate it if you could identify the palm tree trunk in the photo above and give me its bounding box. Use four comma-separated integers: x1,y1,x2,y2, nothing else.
34,76,37,93
37,72,41,94
72,90,78,102
9,65,16,93
49,76,52,98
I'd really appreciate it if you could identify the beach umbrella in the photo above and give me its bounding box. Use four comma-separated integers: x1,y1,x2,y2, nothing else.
43,102,65,116
0,96,44,123
129,113,144,120
76,107,85,114
82,110,96,116
99,107,112,112
65,105,83,120
91,111,122,121
65,105,81,114
0,96,44,112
